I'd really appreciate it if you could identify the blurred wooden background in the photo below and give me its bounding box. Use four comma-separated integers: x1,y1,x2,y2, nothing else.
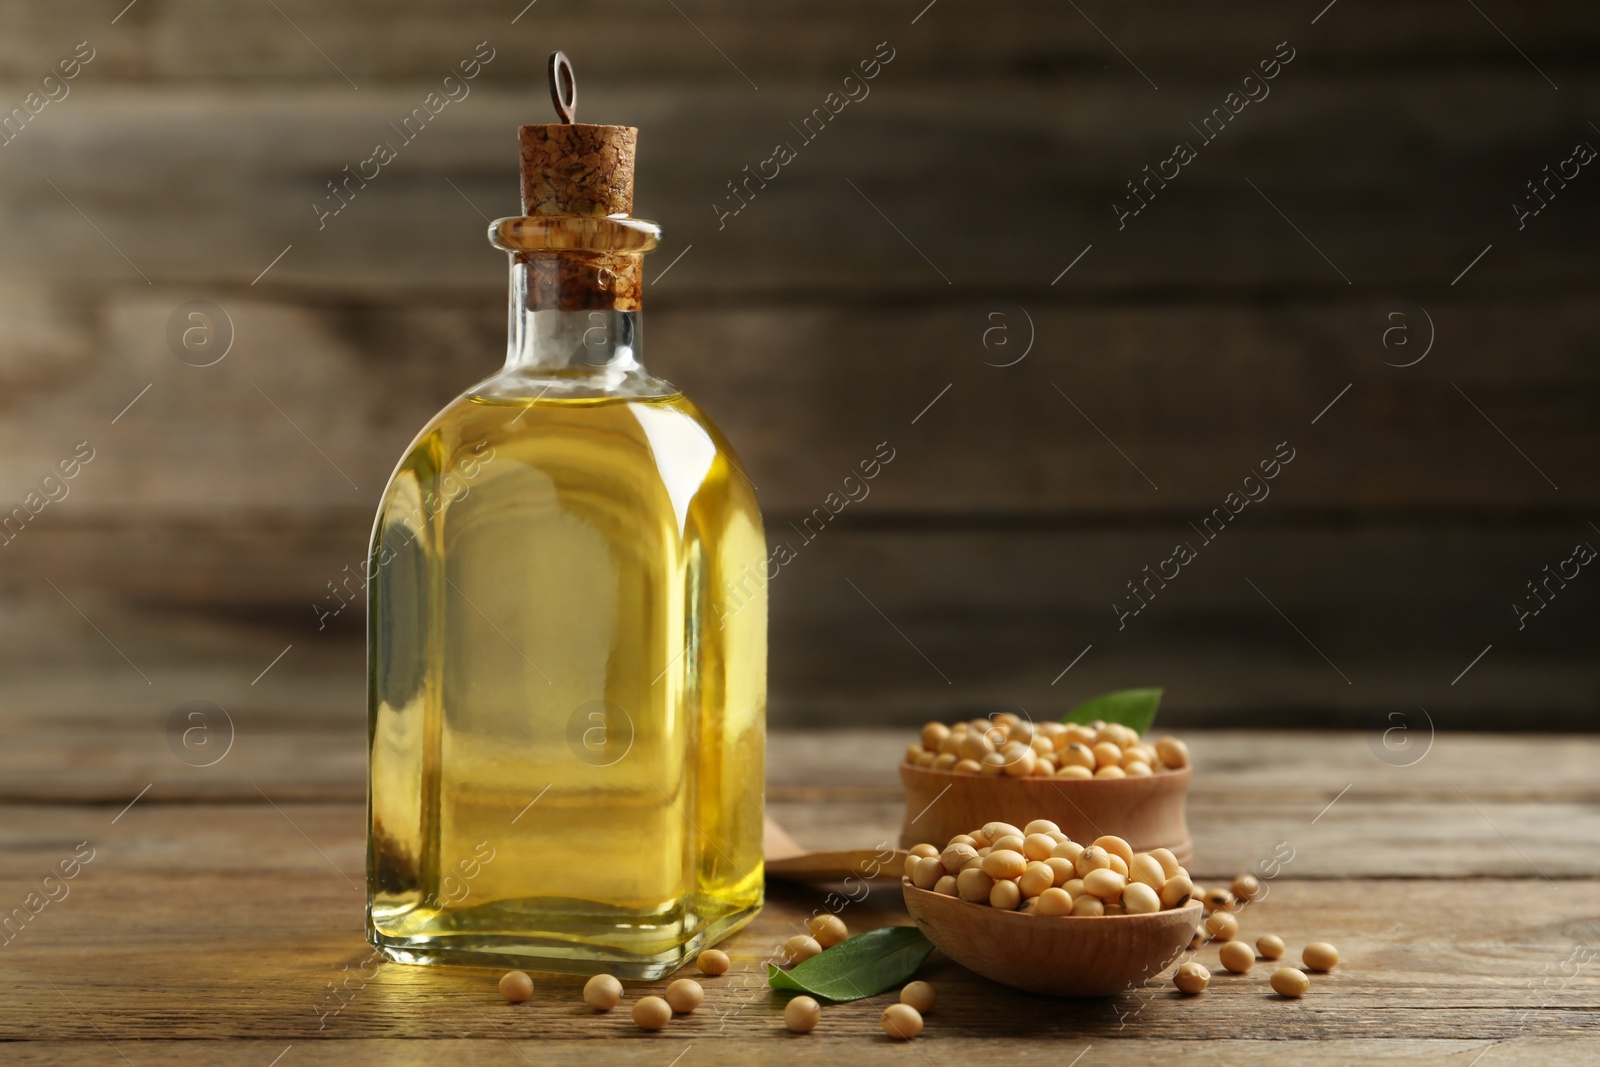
0,0,1596,735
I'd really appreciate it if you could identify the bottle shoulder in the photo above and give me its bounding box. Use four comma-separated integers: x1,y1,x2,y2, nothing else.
373,387,760,533
471,366,680,404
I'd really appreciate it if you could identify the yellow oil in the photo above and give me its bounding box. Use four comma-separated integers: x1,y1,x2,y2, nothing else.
366,387,766,977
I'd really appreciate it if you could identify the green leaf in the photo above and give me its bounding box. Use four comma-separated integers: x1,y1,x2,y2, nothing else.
766,926,934,1003
1063,687,1163,735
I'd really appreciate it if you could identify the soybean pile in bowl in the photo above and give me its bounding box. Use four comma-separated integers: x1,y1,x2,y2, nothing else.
898,714,1193,863
901,821,1203,997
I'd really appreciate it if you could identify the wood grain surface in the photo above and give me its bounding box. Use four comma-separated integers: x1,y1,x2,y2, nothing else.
0,1,1596,726
1,728,1595,1064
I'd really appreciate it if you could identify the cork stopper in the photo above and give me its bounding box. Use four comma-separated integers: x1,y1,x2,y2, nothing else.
518,124,637,218
501,52,652,311
518,50,636,217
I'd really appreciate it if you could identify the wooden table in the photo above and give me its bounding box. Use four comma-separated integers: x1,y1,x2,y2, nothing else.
3,728,1596,1064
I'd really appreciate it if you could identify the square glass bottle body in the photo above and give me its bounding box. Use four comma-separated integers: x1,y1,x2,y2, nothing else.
366,273,766,978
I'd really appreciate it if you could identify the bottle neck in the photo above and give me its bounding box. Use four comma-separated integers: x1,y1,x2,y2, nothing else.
503,256,644,382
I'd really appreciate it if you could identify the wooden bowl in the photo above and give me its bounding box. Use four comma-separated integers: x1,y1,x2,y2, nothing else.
899,762,1192,864
903,882,1203,997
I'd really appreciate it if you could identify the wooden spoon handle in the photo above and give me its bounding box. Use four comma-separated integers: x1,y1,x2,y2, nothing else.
763,816,908,883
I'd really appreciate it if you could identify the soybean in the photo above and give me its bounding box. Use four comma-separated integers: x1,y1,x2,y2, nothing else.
1173,961,1210,994
1071,894,1105,917
881,1003,924,1040
1019,862,1055,899
1022,833,1057,861
989,879,1022,910
1092,835,1134,869
1122,882,1161,915
665,979,703,1014
1218,940,1255,974
1303,942,1340,971
1035,887,1074,916
1256,935,1285,961
1074,845,1112,878
498,970,534,1003
1270,967,1310,997
1129,854,1167,889
956,867,995,902
1051,839,1085,864
900,981,936,1014
783,935,822,964
633,995,672,1030
1205,911,1240,942
1150,848,1181,878
784,995,821,1033
697,949,731,976
1082,868,1127,900
982,822,1024,842
941,843,979,875
1156,736,1190,769
1001,743,1036,777
959,733,994,761
981,849,1027,881
808,913,849,948
583,973,623,1011
1159,874,1195,909
912,855,945,890
1059,743,1096,770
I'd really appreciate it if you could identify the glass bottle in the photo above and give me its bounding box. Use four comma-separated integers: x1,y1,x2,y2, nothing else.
365,107,766,978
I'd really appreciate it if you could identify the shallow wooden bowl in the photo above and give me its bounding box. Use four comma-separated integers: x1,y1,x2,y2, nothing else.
899,762,1192,864
903,882,1203,997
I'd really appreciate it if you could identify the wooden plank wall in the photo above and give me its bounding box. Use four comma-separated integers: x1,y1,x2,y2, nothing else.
0,1,1596,728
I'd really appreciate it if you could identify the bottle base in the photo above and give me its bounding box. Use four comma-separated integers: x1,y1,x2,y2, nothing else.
367,900,761,980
